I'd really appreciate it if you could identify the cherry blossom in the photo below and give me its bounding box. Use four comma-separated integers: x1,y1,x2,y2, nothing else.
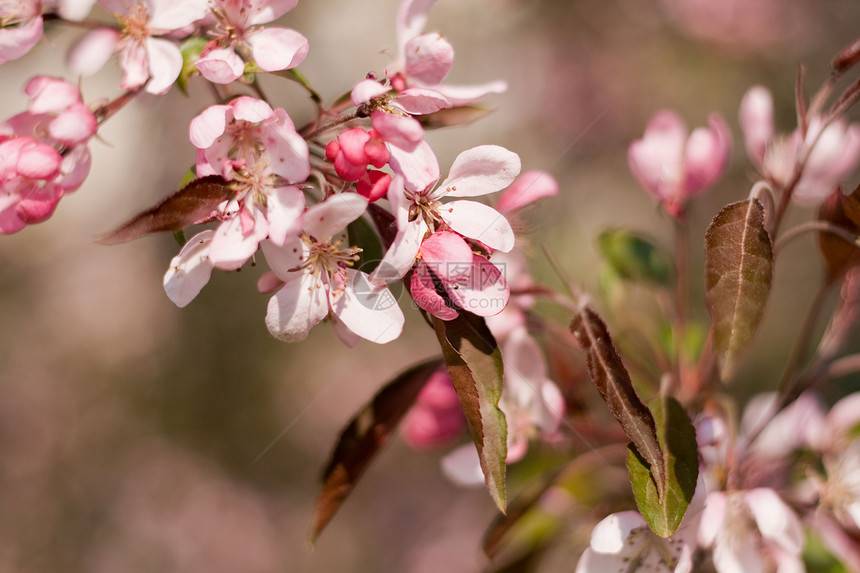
739,85,860,204
163,230,215,307
189,96,309,271
401,366,465,450
91,0,210,94
628,109,731,216
0,76,96,233
0,0,46,64
195,0,308,85
390,0,507,105
698,488,804,573
262,193,404,343
371,145,520,286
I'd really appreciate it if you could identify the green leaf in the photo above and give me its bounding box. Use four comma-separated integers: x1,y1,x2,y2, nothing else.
569,304,664,496
626,396,699,538
309,359,443,543
704,199,774,379
99,176,233,244
433,313,507,512
178,36,208,94
597,228,674,287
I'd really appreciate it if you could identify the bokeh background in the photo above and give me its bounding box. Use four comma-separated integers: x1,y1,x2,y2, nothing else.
1,0,859,571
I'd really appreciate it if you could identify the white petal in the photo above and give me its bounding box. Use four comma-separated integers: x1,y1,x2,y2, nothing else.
351,79,389,106
304,193,367,240
589,511,646,554
439,200,515,252
208,209,267,270
575,548,625,573
66,27,119,76
444,253,509,317
744,488,804,553
143,37,182,94
440,443,484,486
428,81,508,106
260,236,304,279
265,185,304,246
698,492,727,548
388,140,440,192
266,271,328,342
439,145,521,198
331,269,404,344
163,230,214,307
370,179,426,285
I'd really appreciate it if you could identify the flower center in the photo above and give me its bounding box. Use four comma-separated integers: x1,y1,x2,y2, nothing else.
300,235,362,281
118,3,150,43
406,189,443,231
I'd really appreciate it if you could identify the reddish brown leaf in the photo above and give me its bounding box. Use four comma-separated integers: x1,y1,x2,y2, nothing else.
569,304,664,497
309,359,442,542
818,186,860,283
98,176,233,244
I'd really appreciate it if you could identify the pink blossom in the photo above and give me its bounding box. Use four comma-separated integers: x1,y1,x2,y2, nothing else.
371,146,520,286
163,230,215,307
401,366,465,450
324,127,389,182
195,0,308,84
390,0,506,105
94,0,210,94
262,193,404,344
628,109,731,216
0,0,44,64
188,96,309,271
739,85,860,204
0,77,96,233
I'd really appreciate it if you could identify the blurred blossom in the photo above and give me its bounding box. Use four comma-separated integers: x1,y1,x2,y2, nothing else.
401,366,466,450
660,0,813,55
628,109,730,216
739,85,860,204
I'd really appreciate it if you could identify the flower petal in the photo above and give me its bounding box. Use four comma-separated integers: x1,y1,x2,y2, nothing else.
427,81,507,106
396,0,439,53
265,185,305,246
388,140,440,192
589,511,646,554
418,231,473,281
196,47,246,84
439,145,521,198
351,79,390,106
0,16,43,63
445,253,510,317
303,193,367,239
67,27,120,76
208,208,268,270
163,230,215,307
266,271,329,342
739,86,774,167
440,443,484,486
744,488,804,554
496,170,558,213
189,104,231,149
404,33,454,85
372,111,423,152
260,236,304,279
331,269,404,344
144,36,183,94
370,177,427,285
411,260,458,320
683,113,731,195
248,27,308,72
439,200,515,252
396,87,451,115
627,110,687,201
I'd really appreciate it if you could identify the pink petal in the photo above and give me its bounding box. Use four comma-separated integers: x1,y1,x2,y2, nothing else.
428,81,507,106
248,27,308,72
0,197,27,234
0,16,43,63
208,209,268,270
163,230,215,307
230,96,274,123
444,253,510,317
337,128,372,165
16,182,63,224
683,113,731,195
627,110,688,201
496,170,559,213
356,170,391,202
265,109,310,183
189,104,231,149
55,145,91,191
260,236,304,279
118,39,149,91
697,492,727,548
439,200,515,252
395,87,451,115
418,231,473,282
66,27,120,76
143,37,183,94
351,79,389,106
396,0,439,53
404,33,454,85
58,0,98,21
17,141,62,180
49,103,98,146
330,269,404,344
439,145,521,198
242,0,298,26
25,76,81,114
196,47,246,84
388,140,440,192
402,405,464,450
440,443,484,486
303,193,367,240
739,86,774,167
330,313,362,348
266,271,329,342
411,260,458,320
257,270,283,293
265,185,304,246
371,111,423,152
147,0,211,31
